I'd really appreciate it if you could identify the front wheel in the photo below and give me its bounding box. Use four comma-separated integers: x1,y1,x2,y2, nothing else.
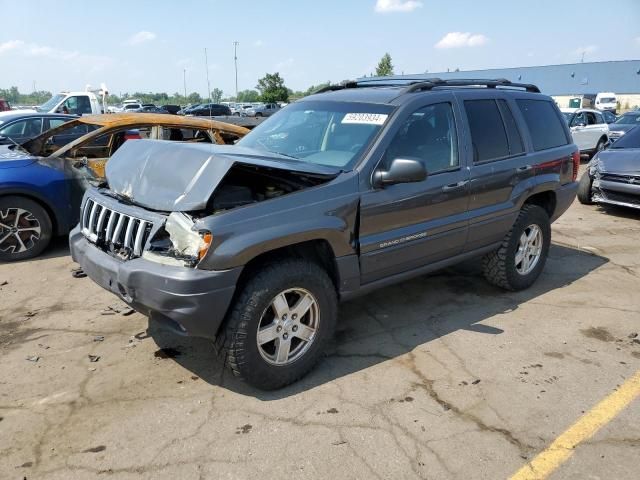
216,259,338,390
482,205,551,291
577,172,594,205
0,196,53,262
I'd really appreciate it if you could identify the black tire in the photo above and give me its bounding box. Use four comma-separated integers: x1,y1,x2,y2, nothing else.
593,138,606,157
255,112,263,117
577,172,594,205
216,258,338,390
0,196,52,262
482,204,551,291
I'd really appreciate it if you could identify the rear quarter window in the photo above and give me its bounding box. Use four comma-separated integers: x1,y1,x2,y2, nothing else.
516,99,569,151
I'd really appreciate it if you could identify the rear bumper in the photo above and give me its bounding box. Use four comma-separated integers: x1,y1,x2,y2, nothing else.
551,181,579,222
69,227,242,339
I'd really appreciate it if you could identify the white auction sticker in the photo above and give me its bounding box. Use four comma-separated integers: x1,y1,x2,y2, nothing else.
342,113,388,125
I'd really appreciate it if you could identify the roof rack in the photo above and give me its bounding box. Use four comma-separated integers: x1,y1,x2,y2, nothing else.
404,78,540,93
314,78,540,95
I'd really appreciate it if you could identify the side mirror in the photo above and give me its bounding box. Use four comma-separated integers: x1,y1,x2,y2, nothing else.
373,158,427,187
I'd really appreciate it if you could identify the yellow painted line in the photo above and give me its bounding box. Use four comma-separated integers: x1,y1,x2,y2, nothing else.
510,369,640,480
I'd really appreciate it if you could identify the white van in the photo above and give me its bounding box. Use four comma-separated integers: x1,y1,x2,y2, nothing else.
595,92,617,113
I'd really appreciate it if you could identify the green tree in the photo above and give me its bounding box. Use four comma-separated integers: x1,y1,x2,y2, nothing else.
187,92,203,104
211,88,223,103
236,89,261,102
256,72,289,103
375,53,394,77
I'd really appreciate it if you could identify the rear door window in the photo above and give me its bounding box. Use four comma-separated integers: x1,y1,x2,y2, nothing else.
464,99,510,163
516,99,569,151
46,118,70,129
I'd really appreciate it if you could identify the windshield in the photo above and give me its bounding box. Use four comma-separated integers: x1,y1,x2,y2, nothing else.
238,100,393,168
37,94,66,112
614,113,640,125
598,97,616,103
610,126,640,149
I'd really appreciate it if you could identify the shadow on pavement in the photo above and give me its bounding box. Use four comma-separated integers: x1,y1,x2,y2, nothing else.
598,204,640,220
148,243,608,399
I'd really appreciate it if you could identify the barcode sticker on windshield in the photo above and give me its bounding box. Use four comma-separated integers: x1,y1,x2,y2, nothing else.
342,113,388,125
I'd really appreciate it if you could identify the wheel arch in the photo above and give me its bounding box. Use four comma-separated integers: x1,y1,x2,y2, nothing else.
234,239,340,295
0,189,64,236
523,190,557,219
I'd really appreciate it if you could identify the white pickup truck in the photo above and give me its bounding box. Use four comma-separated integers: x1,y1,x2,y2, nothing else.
14,86,108,116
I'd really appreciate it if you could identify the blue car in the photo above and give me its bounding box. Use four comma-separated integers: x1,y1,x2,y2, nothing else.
0,111,78,145
0,113,249,261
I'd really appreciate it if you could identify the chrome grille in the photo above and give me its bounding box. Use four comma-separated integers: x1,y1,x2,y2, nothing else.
81,198,152,258
600,173,640,184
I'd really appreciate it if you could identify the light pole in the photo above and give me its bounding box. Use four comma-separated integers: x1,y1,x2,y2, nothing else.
233,41,239,101
183,68,187,101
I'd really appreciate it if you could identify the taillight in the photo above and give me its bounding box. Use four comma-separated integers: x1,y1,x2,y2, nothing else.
571,151,580,181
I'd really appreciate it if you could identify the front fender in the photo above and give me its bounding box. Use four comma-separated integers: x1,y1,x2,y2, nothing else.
208,214,355,270
194,172,360,271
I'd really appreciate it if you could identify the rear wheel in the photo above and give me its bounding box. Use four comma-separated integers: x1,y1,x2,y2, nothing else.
577,172,594,205
593,138,606,156
216,258,338,390
482,205,551,291
0,196,52,262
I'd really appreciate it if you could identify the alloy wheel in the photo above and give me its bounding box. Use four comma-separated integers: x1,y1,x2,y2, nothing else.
256,288,320,366
0,207,42,254
514,224,542,275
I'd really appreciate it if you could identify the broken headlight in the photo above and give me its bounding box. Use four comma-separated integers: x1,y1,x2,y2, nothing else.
142,212,212,267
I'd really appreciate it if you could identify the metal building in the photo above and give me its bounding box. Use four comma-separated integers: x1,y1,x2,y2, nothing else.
361,60,640,96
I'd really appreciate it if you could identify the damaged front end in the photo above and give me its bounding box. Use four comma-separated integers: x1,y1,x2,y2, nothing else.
590,158,640,210
79,139,337,267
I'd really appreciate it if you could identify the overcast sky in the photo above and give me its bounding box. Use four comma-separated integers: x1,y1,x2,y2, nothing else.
1,0,639,98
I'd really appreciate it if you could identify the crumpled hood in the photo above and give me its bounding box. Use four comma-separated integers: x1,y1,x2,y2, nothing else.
105,140,338,212
593,148,640,174
0,145,38,169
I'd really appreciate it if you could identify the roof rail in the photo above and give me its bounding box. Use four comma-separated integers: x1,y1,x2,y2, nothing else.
313,78,541,95
404,78,540,93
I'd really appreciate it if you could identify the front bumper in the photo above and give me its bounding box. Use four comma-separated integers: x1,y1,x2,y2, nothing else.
551,181,579,222
592,178,640,210
70,227,242,339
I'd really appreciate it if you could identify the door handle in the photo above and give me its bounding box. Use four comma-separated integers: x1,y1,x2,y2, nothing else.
442,180,468,191
517,165,532,172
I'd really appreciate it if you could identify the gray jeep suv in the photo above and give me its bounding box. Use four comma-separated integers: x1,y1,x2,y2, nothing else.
70,79,579,389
